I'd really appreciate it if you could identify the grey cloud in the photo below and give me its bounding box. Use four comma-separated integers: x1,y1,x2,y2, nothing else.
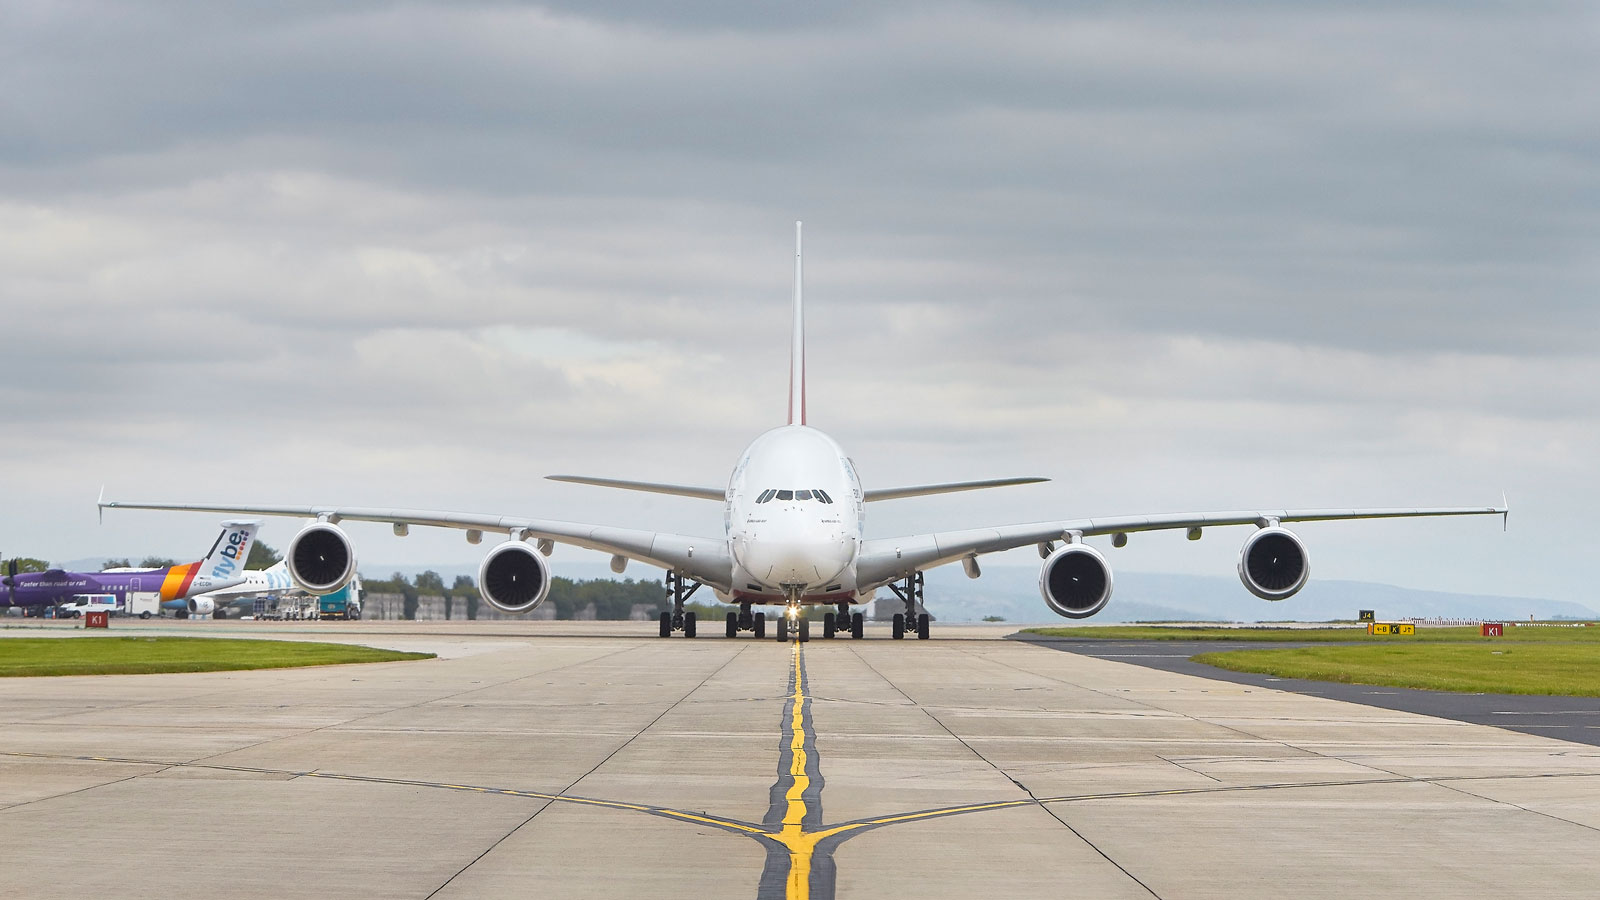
0,1,1593,603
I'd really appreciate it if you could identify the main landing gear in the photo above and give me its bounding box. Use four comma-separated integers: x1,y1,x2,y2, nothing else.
725,603,767,639
659,570,703,638
886,572,931,640
820,602,865,640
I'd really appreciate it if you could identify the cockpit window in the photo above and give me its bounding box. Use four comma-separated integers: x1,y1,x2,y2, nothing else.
776,489,794,501
756,489,776,503
794,490,813,501
814,489,833,504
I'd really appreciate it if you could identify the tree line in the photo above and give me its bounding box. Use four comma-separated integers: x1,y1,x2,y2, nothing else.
362,570,687,621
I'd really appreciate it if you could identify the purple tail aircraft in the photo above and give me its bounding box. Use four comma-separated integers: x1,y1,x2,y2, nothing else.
2,521,260,611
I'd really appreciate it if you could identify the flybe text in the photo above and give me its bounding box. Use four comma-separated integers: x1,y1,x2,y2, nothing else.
210,530,251,579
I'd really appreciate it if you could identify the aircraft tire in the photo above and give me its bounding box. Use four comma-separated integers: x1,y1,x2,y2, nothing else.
891,613,905,640
916,613,930,640
776,616,789,642
798,616,810,643
754,613,766,639
726,611,739,638
684,611,697,638
659,611,672,638
822,612,836,638
851,612,864,639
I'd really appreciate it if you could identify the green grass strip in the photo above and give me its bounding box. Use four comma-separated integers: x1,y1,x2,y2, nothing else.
1023,624,1600,643
1194,643,1600,696
0,637,434,677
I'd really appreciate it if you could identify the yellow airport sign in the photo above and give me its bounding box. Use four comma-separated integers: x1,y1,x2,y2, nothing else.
1367,623,1415,636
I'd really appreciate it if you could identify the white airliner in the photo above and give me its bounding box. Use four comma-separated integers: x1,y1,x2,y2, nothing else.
101,224,1505,641
183,561,361,620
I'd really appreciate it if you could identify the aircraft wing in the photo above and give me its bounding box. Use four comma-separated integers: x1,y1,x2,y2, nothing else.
544,476,724,501
854,504,1507,588
863,477,1049,502
98,500,735,591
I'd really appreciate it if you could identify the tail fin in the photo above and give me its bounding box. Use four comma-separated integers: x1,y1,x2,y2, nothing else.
199,519,260,582
788,220,806,426
158,520,260,600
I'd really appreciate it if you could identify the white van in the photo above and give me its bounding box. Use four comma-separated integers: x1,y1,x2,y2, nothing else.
58,594,120,619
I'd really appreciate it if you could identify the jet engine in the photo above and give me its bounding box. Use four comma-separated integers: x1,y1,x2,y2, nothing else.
1039,544,1113,619
478,540,552,614
187,597,215,616
1238,526,1309,601
286,521,358,595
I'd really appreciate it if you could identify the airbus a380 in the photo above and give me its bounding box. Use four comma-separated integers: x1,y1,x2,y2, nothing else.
101,224,1506,641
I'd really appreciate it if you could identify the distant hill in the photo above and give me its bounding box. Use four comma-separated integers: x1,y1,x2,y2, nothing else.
356,559,1594,625
914,566,1595,624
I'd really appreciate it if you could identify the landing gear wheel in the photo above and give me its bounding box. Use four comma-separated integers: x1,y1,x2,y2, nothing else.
822,611,836,639
892,613,905,640
798,616,810,643
683,611,697,638
916,612,930,640
659,611,672,638
851,612,864,639
776,615,789,642
754,613,767,639
726,611,739,638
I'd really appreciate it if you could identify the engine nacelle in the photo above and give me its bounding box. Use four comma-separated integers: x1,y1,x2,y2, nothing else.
1039,544,1114,619
478,541,552,614
187,597,215,616
286,521,358,595
1238,526,1310,601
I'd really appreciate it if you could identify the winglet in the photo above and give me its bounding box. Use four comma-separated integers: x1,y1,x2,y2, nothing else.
97,485,105,525
1502,491,1510,533
787,220,805,426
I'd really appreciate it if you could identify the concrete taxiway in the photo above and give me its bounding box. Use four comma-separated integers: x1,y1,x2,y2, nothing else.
3,621,1600,899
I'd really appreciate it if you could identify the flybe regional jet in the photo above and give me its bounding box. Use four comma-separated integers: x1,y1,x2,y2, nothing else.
101,224,1505,641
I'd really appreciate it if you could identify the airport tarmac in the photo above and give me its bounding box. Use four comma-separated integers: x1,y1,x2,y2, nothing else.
4,620,1600,899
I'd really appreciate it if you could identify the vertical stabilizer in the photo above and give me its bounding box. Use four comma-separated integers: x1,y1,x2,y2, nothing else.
158,520,260,601
788,221,806,425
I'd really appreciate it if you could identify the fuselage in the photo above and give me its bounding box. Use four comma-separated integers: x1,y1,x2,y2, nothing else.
726,425,864,603
1,567,196,607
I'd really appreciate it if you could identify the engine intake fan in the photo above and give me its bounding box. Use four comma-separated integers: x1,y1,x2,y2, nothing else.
478,541,552,614
1039,544,1113,619
286,522,357,595
1238,526,1309,601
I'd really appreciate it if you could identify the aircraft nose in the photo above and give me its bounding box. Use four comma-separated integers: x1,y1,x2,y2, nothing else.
741,522,854,588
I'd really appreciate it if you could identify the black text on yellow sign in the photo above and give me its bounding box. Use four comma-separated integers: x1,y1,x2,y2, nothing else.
1367,623,1415,636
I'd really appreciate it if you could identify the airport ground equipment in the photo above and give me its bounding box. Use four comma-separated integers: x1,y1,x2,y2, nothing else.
316,583,361,620
97,224,1508,637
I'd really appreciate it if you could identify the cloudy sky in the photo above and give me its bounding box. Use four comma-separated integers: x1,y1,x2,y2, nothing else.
2,1,1595,609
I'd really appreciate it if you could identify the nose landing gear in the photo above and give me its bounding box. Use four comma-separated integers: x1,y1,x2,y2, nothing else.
776,588,809,642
